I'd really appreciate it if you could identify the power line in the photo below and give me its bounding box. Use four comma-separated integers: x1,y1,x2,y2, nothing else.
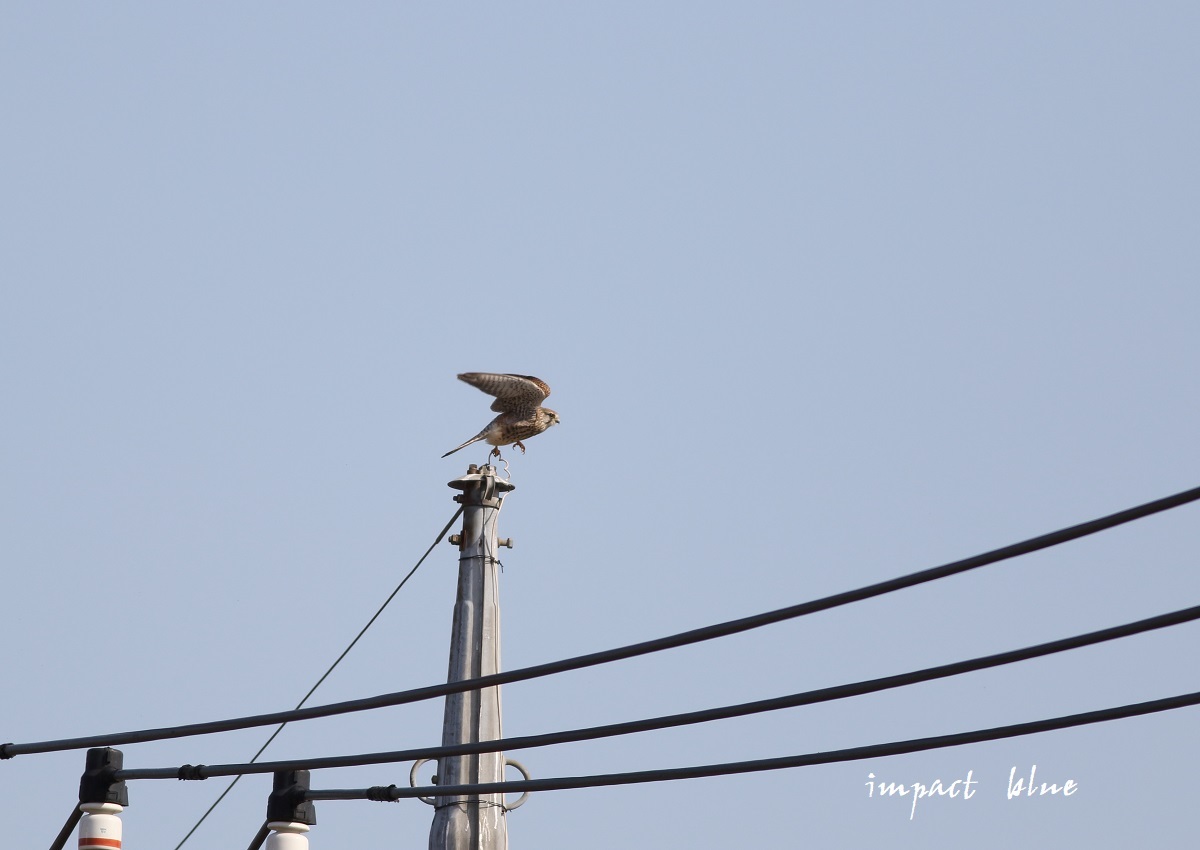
47,807,82,850
243,822,270,850
170,506,463,850
113,601,1200,781
5,482,1199,759
306,688,1200,800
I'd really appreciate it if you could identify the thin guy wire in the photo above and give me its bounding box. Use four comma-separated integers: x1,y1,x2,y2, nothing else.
171,506,464,850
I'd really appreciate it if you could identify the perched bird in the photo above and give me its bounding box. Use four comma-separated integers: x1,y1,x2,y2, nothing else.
442,372,561,458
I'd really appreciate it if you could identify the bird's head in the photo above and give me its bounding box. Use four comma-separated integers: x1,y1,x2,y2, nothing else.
544,408,561,427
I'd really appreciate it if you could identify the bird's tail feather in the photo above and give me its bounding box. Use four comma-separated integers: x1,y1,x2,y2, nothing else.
441,434,484,458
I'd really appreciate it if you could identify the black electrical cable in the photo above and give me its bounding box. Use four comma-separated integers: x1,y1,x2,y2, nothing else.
244,821,270,850
47,807,82,850
4,483,1198,760
112,601,1200,781
306,688,1200,801
169,506,463,850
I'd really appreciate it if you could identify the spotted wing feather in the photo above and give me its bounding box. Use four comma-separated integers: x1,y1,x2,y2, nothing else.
457,372,551,413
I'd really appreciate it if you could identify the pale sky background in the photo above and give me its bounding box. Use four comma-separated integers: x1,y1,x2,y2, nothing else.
3,3,1199,847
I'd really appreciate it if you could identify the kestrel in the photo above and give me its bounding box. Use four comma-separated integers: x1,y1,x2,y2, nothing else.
442,372,561,458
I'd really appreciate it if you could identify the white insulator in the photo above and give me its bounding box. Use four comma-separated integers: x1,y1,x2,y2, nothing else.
79,802,123,850
266,821,311,850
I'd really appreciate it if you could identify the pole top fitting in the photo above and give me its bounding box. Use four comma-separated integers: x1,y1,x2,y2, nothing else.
448,466,516,501
267,770,317,826
80,748,129,807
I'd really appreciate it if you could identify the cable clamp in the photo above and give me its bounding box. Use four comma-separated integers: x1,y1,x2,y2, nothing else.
177,764,208,781
367,784,398,802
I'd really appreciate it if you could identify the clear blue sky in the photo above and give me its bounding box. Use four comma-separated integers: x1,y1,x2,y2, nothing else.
3,3,1198,847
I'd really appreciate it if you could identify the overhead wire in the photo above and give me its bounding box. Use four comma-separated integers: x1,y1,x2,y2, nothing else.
307,688,1200,801
4,482,1199,760
113,600,1200,781
47,808,82,850
243,822,270,850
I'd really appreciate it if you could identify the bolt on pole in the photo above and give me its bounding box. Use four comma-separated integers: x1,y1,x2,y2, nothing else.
429,464,514,850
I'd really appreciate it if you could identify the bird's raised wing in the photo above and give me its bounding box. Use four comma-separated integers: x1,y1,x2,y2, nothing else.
457,372,551,413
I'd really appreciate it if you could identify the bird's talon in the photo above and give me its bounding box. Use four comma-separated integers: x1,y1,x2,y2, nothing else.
514,441,527,454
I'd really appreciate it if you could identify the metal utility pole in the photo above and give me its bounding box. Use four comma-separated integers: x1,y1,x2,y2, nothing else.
428,464,514,850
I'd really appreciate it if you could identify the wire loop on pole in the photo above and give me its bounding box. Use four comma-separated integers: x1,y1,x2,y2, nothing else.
409,759,438,806
502,759,532,811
